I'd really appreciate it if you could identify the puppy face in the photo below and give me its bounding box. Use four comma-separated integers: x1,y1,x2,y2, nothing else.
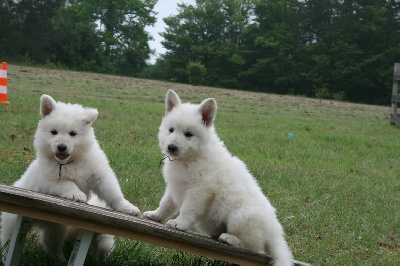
34,94,98,163
158,90,217,160
159,108,205,159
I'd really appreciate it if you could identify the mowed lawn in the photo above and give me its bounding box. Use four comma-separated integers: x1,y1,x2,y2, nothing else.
0,65,399,265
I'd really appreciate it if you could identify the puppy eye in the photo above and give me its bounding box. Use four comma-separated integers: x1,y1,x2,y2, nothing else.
50,130,58,135
184,131,193,138
69,131,77,137
169,127,174,133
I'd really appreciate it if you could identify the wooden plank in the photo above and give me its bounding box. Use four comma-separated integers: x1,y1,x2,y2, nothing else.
0,185,309,266
394,63,400,81
391,63,400,125
391,115,400,125
391,93,400,102
0,185,267,265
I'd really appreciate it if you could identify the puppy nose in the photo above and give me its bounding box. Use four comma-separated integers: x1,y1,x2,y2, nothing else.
167,144,178,153
57,144,67,152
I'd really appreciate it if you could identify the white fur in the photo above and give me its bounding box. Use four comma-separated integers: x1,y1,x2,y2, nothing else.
144,90,293,266
1,94,140,261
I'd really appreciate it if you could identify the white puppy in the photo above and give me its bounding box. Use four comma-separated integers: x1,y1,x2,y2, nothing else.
1,94,140,261
144,90,293,265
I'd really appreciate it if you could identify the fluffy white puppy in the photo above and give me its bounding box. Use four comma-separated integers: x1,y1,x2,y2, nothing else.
144,90,293,265
1,94,140,261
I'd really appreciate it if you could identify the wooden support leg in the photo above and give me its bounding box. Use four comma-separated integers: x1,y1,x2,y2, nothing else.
67,229,94,266
4,215,32,266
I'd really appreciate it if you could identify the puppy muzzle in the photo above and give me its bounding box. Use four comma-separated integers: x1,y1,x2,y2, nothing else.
55,143,70,161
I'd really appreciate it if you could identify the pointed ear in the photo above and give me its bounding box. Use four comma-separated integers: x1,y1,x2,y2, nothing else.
165,90,181,114
199,98,217,127
40,94,57,118
82,108,98,125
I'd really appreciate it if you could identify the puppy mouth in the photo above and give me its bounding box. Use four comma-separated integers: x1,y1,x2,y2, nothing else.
166,150,179,156
56,152,70,161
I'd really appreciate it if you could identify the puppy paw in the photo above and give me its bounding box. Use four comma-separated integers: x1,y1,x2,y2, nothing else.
60,190,87,203
218,233,243,248
114,200,140,216
166,219,190,231
143,211,162,222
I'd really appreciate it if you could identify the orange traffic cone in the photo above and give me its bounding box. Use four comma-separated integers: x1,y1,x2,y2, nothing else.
0,62,10,104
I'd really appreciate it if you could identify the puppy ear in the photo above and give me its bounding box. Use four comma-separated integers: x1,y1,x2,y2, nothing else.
199,98,217,127
83,108,98,125
40,94,57,118
165,90,181,113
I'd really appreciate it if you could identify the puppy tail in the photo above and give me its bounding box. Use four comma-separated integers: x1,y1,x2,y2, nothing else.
265,236,294,266
91,233,115,261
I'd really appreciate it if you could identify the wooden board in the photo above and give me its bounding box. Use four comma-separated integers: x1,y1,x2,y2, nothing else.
0,184,309,266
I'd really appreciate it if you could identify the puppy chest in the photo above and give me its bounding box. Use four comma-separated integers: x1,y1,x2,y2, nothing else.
58,166,91,186
169,183,189,206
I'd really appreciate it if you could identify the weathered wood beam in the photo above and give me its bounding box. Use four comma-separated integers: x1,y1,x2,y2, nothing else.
391,63,400,125
391,94,400,102
0,184,309,266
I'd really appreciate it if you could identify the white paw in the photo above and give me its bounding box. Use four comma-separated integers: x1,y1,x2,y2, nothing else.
143,211,162,222
115,200,140,216
218,233,243,248
60,190,87,203
166,219,190,231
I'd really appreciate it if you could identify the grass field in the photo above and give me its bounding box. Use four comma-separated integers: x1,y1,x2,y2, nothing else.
0,64,399,265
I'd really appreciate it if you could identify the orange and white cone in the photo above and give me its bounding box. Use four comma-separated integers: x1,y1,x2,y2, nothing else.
0,62,10,104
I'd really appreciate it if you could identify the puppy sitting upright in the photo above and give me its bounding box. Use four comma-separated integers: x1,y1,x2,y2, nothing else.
144,90,293,266
1,94,140,261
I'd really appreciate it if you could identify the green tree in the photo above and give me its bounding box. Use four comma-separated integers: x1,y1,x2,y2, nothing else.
52,4,103,71
239,0,309,94
161,0,254,86
0,0,66,63
155,0,400,104
301,0,400,103
0,0,157,75
0,1,19,59
187,60,206,85
53,0,157,74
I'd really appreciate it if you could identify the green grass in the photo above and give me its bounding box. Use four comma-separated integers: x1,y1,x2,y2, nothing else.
0,65,399,265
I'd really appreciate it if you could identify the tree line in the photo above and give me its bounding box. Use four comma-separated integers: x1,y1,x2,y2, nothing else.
0,0,157,75
1,0,399,104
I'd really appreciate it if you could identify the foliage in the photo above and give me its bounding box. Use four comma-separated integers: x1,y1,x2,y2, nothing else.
160,0,253,87
138,57,172,81
0,0,157,75
186,60,206,85
0,0,66,63
148,0,400,104
314,86,331,101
